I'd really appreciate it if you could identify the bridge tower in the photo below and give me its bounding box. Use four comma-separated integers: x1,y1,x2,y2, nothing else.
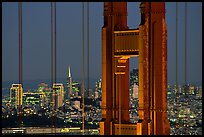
100,2,170,135
138,2,170,135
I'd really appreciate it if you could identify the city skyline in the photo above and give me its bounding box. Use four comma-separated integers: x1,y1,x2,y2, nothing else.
2,66,202,135
2,2,202,86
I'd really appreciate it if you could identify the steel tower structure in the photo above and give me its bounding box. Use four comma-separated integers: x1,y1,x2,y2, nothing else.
100,2,170,135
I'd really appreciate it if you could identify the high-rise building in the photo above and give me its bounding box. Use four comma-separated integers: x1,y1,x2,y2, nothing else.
23,92,46,108
167,84,174,99
95,91,99,99
37,82,51,107
130,68,139,86
10,84,23,109
132,83,138,99
67,66,72,99
53,83,64,109
72,81,80,97
95,78,102,99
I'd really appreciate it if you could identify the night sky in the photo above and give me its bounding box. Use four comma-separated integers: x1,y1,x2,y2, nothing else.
2,2,202,86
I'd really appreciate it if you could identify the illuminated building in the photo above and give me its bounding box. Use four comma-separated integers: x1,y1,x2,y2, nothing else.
132,83,138,99
37,82,51,107
37,82,49,92
95,91,99,99
95,79,102,99
130,68,139,86
188,84,195,95
100,2,169,135
196,86,202,98
53,83,64,109
74,100,80,109
23,92,46,107
72,81,80,97
66,66,81,100
167,85,173,99
67,66,72,99
10,84,23,109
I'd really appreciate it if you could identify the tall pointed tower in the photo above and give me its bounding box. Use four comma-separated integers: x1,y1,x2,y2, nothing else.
67,66,72,100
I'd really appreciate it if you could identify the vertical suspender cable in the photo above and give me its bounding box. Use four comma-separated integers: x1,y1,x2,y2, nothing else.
54,2,57,85
20,2,23,86
18,3,20,128
87,2,90,99
51,2,53,106
87,2,89,134
18,3,20,86
54,2,57,134
176,2,178,91
175,2,179,129
51,2,57,134
184,2,187,85
87,3,90,134
18,2,23,128
82,2,85,135
18,2,22,86
20,1,23,128
51,2,53,107
51,2,54,134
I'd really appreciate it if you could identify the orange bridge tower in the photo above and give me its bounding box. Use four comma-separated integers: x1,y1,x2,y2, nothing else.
100,2,170,135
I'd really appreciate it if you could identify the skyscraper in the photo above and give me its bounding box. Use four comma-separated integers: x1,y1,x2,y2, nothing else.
53,83,64,109
67,66,72,100
130,68,139,86
95,78,102,99
72,81,80,97
132,83,138,99
10,84,23,109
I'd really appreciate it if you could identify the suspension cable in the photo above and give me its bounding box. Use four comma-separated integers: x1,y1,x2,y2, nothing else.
175,3,178,96
184,2,187,85
51,2,54,134
51,2,53,105
54,2,57,85
175,2,180,129
54,2,57,134
87,2,90,99
87,3,90,135
18,2,23,128
82,2,85,135
51,2,57,134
